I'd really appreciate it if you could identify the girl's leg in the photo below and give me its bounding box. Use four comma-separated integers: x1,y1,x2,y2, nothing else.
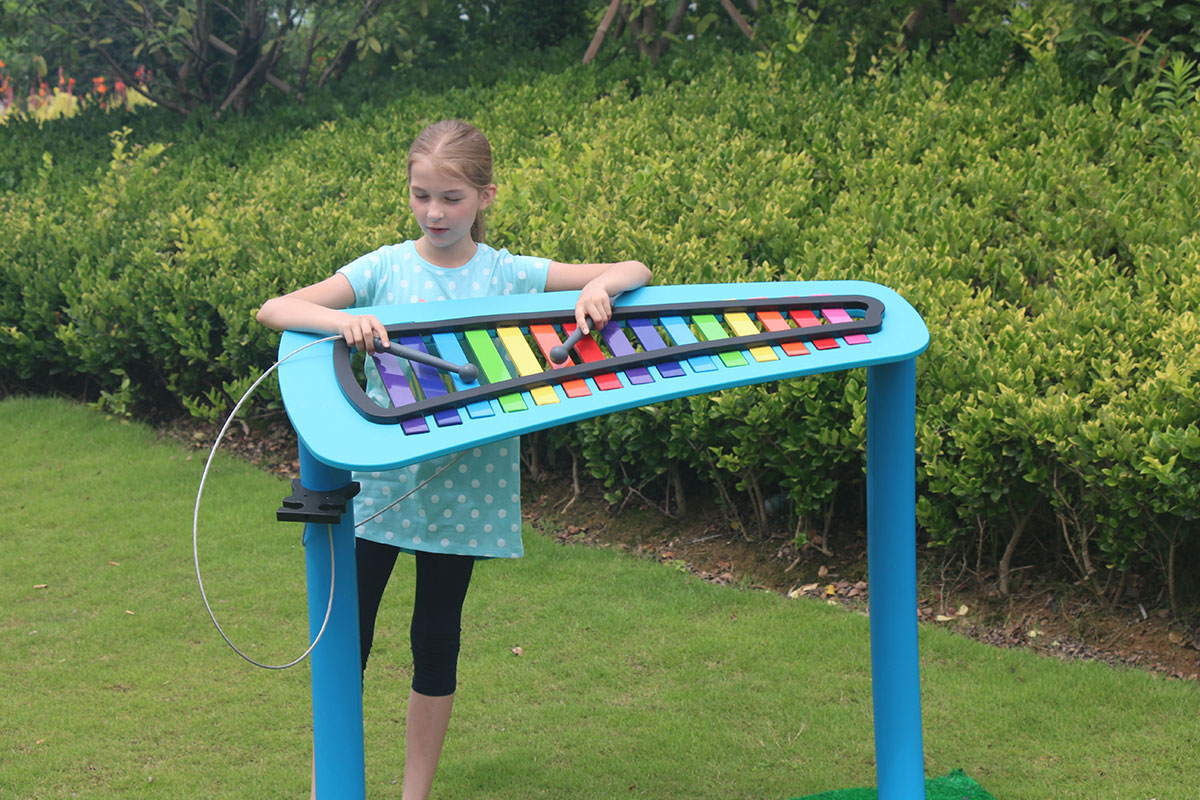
402,690,456,800
357,537,400,671
403,551,475,800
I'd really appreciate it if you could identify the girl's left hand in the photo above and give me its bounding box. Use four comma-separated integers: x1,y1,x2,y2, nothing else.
575,280,613,335
546,258,650,334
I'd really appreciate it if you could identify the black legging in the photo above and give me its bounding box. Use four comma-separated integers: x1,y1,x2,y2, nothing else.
356,538,475,697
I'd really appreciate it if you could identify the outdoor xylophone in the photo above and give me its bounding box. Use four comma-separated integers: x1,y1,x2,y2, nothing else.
275,280,930,799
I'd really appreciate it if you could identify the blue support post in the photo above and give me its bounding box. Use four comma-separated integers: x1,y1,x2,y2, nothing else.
866,358,925,800
299,441,366,800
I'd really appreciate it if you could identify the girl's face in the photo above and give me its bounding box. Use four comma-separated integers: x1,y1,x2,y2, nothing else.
408,157,495,266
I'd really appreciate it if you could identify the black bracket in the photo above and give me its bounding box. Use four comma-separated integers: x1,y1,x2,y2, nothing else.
277,479,361,525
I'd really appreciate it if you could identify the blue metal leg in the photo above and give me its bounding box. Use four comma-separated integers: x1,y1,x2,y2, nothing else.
866,359,925,800
299,441,366,799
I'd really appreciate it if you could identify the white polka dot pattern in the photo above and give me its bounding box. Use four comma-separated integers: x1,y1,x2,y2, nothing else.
351,437,525,558
335,241,548,561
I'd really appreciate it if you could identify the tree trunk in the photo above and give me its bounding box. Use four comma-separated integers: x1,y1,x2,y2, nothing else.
670,465,687,516
998,499,1035,596
319,0,386,87
225,0,268,110
583,0,624,64
718,0,755,40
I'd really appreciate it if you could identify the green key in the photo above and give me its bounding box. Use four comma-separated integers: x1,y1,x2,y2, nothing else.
464,329,527,412
693,314,747,367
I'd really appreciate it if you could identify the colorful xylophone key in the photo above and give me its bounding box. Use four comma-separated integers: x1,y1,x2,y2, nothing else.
341,293,883,429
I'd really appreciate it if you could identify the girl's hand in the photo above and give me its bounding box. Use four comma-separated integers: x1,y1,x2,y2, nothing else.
339,313,389,354
575,279,614,335
544,259,652,334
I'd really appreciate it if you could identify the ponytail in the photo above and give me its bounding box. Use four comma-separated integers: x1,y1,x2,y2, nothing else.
472,208,487,244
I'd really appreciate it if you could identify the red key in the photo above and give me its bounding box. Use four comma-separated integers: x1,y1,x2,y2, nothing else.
563,323,623,391
789,308,839,350
530,324,591,398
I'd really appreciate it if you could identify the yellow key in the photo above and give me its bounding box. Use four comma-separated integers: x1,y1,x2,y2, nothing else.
724,312,777,362
497,326,559,406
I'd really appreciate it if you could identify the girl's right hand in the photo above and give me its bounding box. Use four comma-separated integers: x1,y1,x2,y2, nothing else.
339,313,390,354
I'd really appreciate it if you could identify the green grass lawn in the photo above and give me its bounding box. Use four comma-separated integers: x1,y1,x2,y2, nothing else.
2,397,1198,799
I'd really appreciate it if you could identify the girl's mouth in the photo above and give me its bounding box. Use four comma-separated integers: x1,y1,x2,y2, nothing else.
428,226,449,235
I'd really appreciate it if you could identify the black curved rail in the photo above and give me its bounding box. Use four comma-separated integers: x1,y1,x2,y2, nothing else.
334,294,884,425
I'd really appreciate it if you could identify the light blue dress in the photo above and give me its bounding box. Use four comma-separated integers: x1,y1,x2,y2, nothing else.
337,240,550,558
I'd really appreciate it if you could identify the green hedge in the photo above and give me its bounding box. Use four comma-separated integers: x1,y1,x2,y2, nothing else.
2,34,1197,609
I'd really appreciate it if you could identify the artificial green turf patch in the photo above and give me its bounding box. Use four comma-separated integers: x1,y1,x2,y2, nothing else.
793,769,994,799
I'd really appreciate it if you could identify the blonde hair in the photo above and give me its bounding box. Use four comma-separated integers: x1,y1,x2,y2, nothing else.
408,119,494,243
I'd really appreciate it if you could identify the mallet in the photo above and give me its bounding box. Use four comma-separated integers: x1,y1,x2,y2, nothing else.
373,338,478,384
548,317,595,365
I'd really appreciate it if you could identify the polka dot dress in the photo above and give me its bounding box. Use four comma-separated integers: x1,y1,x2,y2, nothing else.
337,240,550,558
354,443,525,558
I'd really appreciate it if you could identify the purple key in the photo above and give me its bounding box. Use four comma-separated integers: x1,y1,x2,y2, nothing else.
400,336,462,428
373,353,429,435
600,321,654,385
627,318,684,378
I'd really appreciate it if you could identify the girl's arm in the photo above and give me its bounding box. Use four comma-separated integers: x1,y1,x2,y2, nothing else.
545,260,652,334
255,273,391,353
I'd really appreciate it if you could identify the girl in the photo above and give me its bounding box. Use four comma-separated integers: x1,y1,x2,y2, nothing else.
256,119,651,799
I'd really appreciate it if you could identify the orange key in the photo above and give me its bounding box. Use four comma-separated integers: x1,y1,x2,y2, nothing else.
757,310,809,356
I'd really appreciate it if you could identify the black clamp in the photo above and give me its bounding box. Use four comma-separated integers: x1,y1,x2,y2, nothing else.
277,479,361,525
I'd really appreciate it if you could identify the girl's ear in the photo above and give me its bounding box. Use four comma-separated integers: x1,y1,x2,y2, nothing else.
479,183,497,210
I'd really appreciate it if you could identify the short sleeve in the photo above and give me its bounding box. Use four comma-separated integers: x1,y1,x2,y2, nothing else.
337,246,394,307
492,248,550,295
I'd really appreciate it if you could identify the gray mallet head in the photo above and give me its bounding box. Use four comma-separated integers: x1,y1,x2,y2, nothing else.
549,318,592,365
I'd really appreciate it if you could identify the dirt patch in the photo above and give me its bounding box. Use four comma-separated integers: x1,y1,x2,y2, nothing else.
522,476,1200,683
165,415,1200,683
161,414,301,479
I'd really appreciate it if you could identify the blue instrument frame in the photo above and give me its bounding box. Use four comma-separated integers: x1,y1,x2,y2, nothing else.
279,280,927,472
